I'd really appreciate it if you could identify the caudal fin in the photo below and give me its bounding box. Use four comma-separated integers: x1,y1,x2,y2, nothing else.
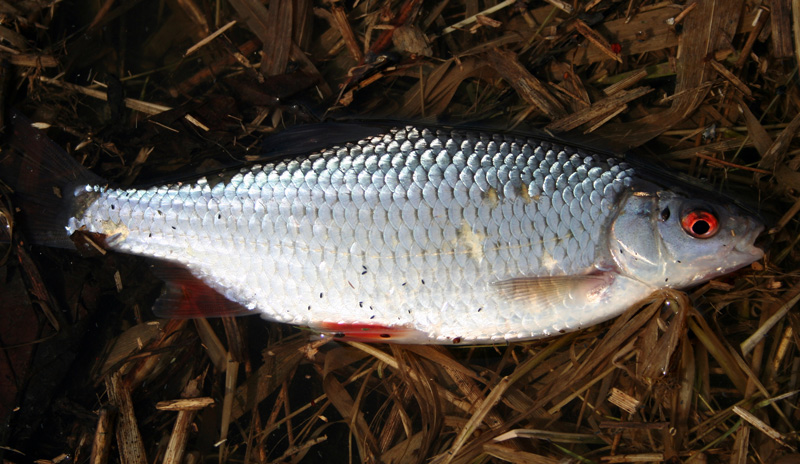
1,110,103,248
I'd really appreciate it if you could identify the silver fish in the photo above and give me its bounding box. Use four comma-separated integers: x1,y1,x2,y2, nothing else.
6,116,763,344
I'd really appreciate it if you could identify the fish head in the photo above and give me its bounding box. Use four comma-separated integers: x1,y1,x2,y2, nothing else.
609,188,764,290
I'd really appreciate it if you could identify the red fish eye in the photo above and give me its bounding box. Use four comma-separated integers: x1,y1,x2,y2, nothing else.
681,210,719,238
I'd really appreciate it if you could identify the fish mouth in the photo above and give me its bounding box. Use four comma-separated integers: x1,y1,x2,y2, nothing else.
734,223,766,260
734,242,764,261
703,224,765,280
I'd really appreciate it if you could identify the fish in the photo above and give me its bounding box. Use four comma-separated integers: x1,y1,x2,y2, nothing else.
2,113,764,344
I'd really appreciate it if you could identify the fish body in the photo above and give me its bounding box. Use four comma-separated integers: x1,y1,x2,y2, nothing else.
7,119,764,344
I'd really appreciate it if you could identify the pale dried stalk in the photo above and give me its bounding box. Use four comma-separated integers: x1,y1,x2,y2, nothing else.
741,286,800,355
35,76,209,131
437,0,517,37
600,453,665,463
708,59,752,97
731,405,795,450
185,20,237,56
573,19,622,63
608,388,640,415
105,371,147,464
157,398,215,411
89,407,115,464
162,411,195,464
603,69,648,96
546,87,652,131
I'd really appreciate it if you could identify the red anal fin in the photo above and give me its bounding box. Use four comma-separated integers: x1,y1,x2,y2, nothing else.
314,322,431,343
149,261,253,319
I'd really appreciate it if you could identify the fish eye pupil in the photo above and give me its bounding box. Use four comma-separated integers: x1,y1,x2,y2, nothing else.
660,207,670,221
692,220,710,235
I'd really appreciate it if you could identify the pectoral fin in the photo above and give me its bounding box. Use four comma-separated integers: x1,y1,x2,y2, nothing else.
493,273,615,309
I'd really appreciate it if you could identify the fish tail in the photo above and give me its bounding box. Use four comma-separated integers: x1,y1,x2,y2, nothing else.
1,110,103,248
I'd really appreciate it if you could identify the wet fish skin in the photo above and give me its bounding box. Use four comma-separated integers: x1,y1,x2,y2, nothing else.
16,122,764,344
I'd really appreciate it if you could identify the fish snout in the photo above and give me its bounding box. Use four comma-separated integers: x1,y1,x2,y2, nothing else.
732,218,765,261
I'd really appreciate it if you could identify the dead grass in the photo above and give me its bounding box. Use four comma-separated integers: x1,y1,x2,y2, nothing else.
0,0,798,463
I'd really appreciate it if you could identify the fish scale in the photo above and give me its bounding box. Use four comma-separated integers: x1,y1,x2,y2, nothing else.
66,126,635,342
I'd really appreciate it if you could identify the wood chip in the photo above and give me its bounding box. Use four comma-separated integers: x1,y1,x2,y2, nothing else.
736,6,769,68
105,372,147,464
89,407,115,464
156,397,215,411
732,405,796,450
162,378,208,464
330,5,363,62
546,86,652,132
584,103,627,133
573,18,622,63
770,0,794,58
603,69,648,96
607,388,640,415
162,411,195,464
485,48,566,119
261,0,293,76
671,1,697,26
708,59,752,97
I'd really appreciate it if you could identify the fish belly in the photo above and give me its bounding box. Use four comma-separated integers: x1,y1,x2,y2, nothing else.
68,126,640,343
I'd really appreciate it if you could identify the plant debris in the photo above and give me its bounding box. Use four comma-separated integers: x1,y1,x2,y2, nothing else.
0,0,799,462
